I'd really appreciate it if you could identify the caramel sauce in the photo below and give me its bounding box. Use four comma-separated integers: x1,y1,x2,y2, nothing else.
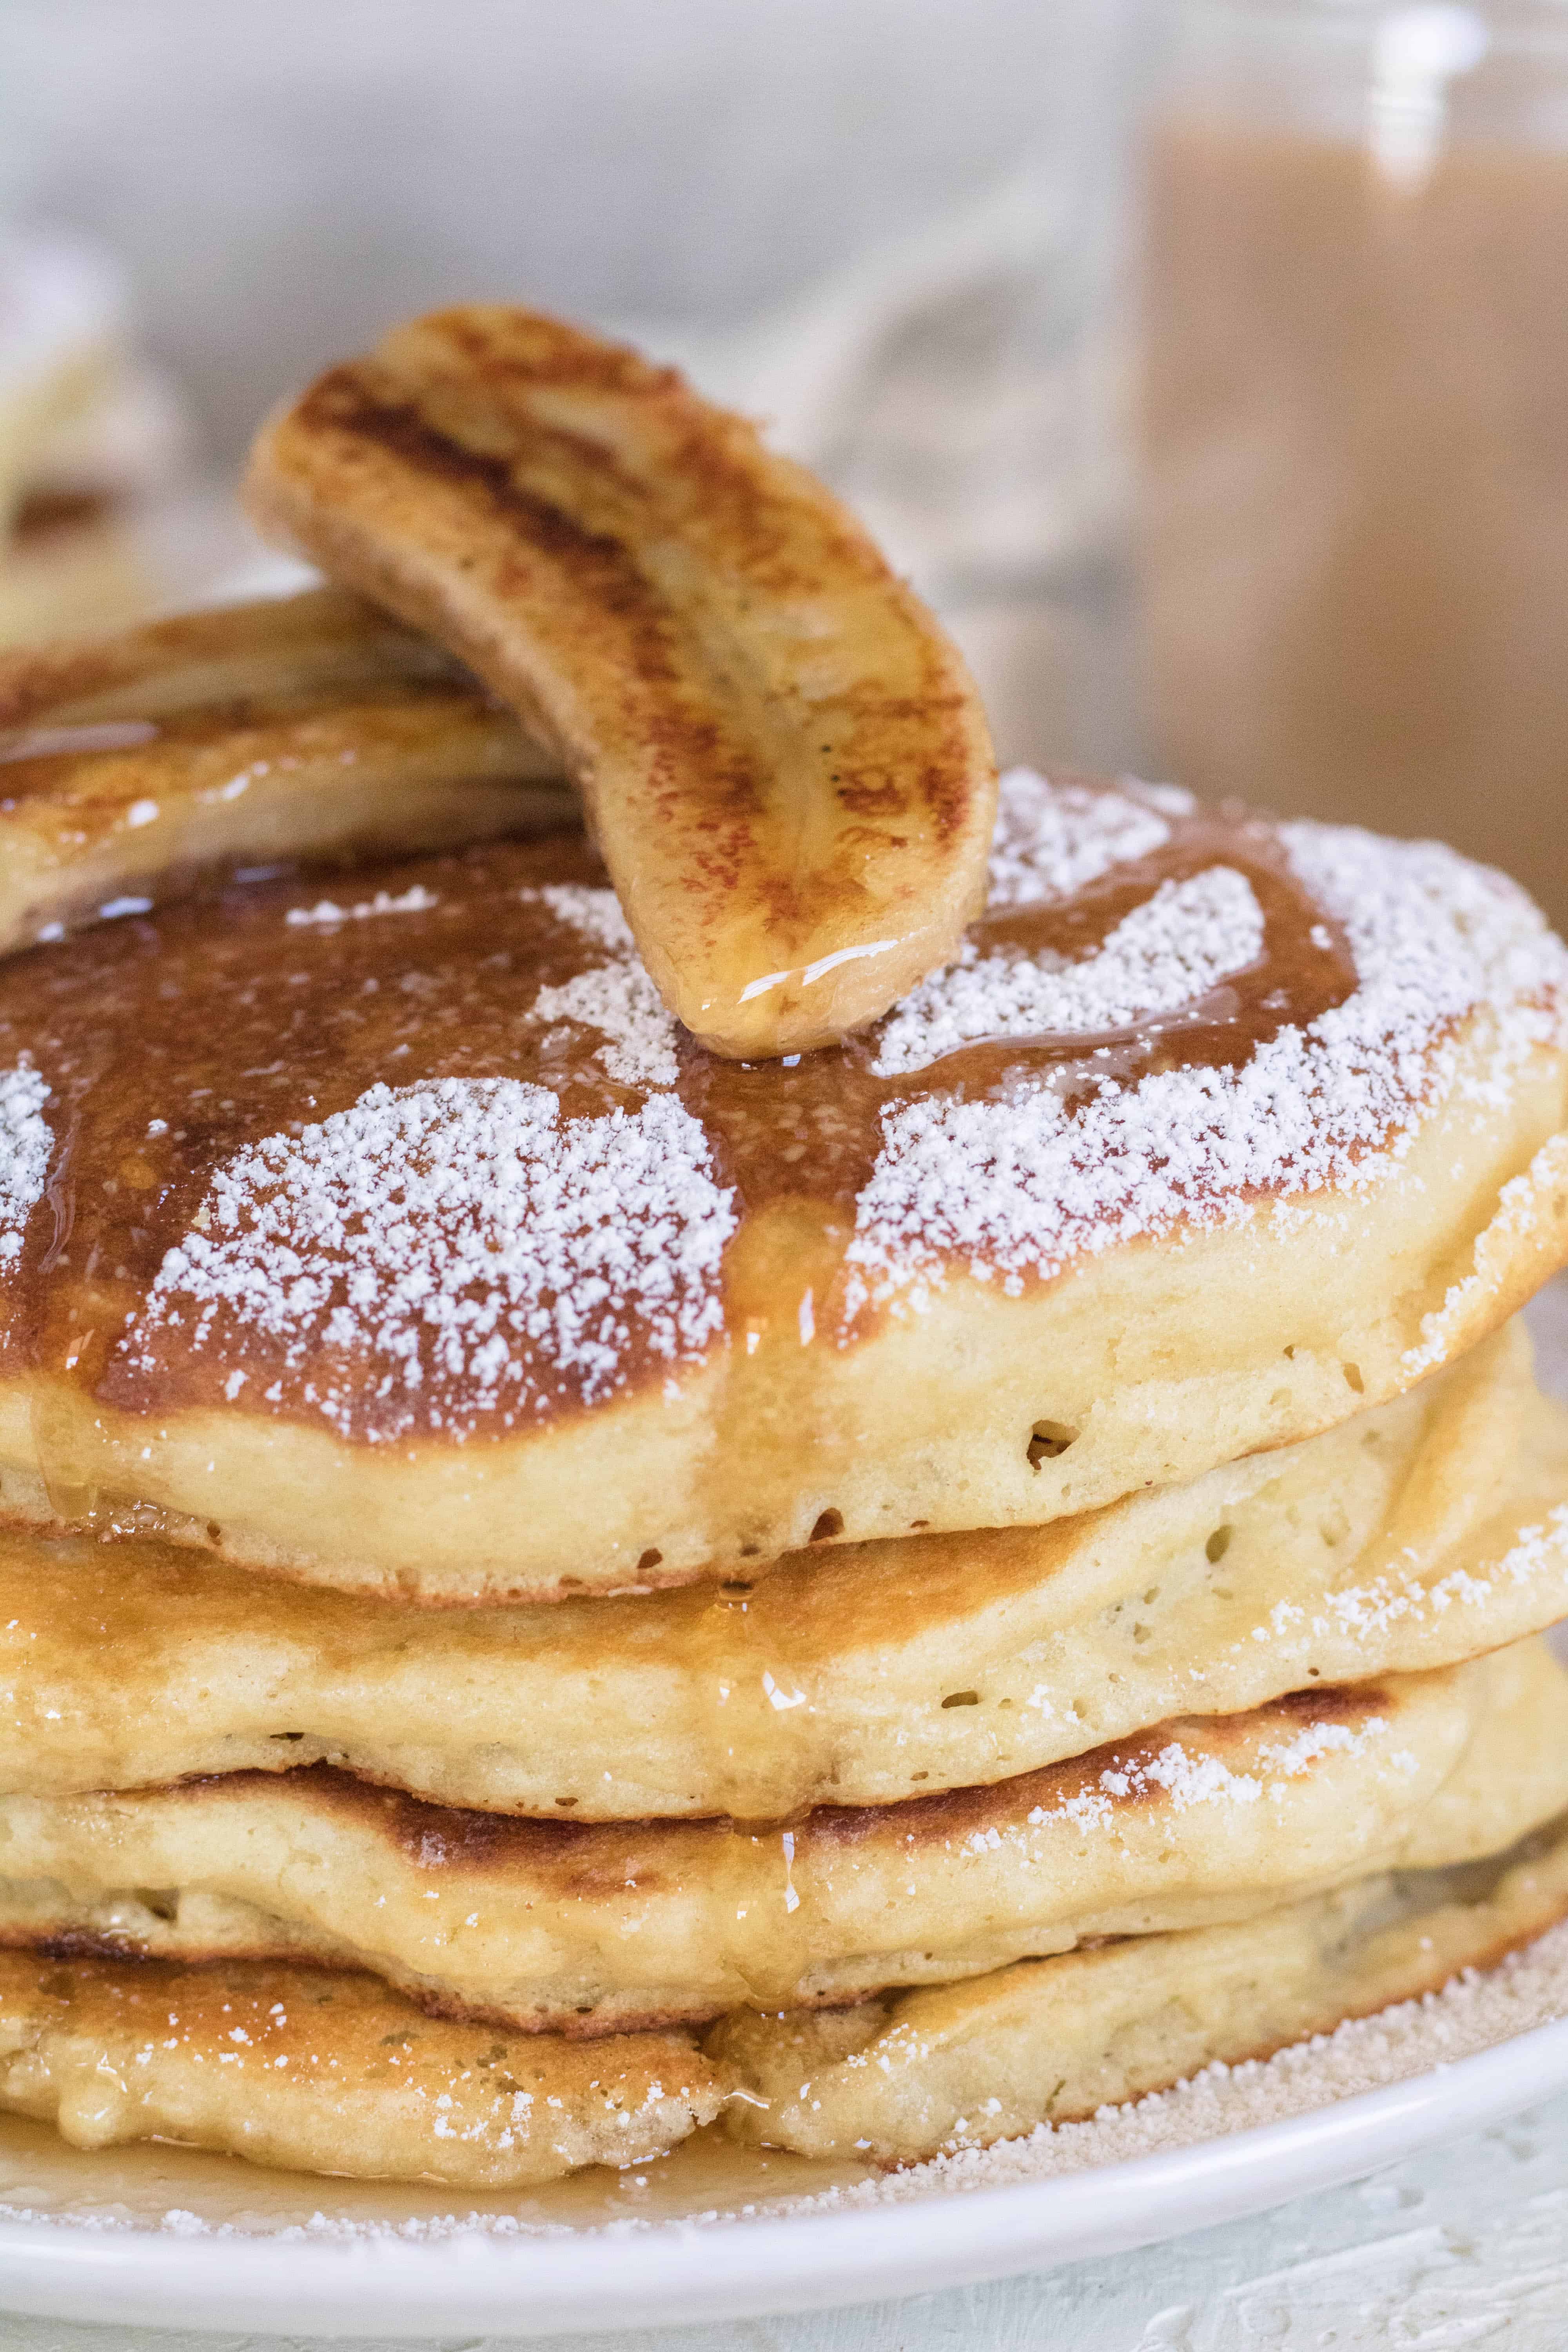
0,799,1354,1441
690,808,1350,1218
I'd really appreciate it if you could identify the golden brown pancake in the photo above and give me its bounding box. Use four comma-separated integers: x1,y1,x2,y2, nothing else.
715,1807,1568,2161
0,1953,727,2186
0,1321,1560,1819
0,771,1561,1599
0,309,1555,2211
0,1813,1562,2187
0,1640,1557,2031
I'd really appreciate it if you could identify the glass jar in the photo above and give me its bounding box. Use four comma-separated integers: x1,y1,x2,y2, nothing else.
1138,2,1568,924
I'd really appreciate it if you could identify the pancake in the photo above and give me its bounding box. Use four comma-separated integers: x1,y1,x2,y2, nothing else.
0,1640,1559,2032
714,1807,1568,2162
0,1321,1563,1819
1,1811,1562,2190
0,1954,726,2187
0,1819,1563,2189
0,588,570,953
0,770,1562,1600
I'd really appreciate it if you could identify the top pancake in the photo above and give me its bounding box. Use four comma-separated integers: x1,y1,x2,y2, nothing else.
0,763,1563,1597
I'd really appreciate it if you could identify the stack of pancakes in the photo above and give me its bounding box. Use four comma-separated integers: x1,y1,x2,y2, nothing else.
0,319,1562,2192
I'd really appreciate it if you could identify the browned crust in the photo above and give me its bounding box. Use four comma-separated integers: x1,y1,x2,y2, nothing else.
803,1682,1386,1850
0,587,576,974
0,1947,721,2070
14,1814,1563,2057
143,1680,1390,1852
0,1490,734,1610
0,1931,720,2041
244,305,998,1057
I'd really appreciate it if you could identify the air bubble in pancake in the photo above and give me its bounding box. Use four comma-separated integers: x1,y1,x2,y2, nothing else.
1028,1421,1078,1468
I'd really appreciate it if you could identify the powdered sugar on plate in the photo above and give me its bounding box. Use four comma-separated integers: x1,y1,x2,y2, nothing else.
762,1916,1568,2223
985,769,1189,911
0,1060,50,1266
873,866,1265,1078
847,794,1568,1309
120,1078,735,1438
520,885,682,1088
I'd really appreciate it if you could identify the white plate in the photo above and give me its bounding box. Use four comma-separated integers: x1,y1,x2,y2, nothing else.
0,2009,1565,2338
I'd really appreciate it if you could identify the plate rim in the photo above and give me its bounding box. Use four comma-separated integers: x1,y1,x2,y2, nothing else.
0,2006,1563,2338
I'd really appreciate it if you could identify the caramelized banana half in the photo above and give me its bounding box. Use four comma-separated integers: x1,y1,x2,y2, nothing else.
244,307,997,1058
0,587,572,951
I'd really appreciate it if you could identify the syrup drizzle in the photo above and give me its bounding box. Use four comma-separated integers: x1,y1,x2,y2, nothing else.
0,757,1558,1452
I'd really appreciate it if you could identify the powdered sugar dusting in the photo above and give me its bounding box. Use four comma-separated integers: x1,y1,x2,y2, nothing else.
285,886,439,927
1401,1137,1568,1378
520,886,681,1088
1238,1504,1568,1657
987,769,1188,911
523,885,635,958
760,1915,1568,2223
848,811,1568,1307
873,867,1265,1078
1027,1715,1392,1836
0,1062,50,1266
529,967,681,1090
122,1078,735,1437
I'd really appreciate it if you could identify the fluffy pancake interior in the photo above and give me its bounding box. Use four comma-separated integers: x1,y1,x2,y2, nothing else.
0,1809,1563,2190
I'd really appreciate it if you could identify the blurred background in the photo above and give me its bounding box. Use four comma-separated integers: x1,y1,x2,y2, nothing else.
1,0,1565,915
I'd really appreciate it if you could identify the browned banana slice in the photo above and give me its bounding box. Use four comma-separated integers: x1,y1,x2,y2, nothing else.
243,307,997,1058
0,586,572,951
